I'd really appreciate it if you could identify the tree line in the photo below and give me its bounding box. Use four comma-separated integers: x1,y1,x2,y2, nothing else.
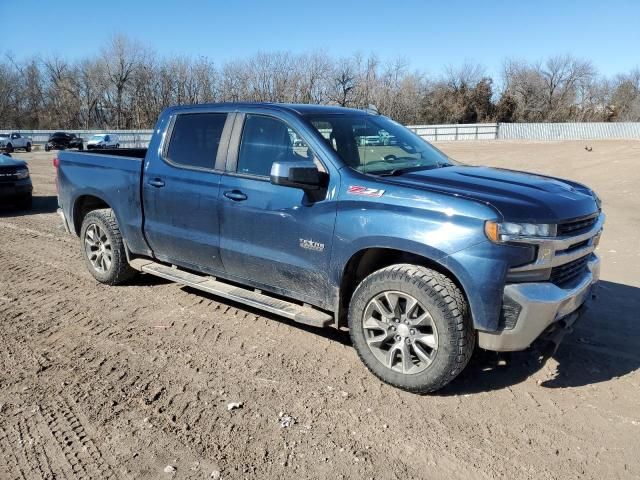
1,34,639,130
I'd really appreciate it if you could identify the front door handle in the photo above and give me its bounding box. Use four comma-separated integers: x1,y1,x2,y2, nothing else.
148,178,165,188
223,190,248,201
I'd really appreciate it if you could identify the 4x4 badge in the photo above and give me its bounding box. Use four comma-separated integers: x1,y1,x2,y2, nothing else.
299,239,325,252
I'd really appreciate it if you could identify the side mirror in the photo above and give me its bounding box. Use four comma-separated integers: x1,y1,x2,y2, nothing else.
270,161,322,190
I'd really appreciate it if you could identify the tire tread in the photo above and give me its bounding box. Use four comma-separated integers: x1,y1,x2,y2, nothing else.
348,264,474,393
81,208,136,285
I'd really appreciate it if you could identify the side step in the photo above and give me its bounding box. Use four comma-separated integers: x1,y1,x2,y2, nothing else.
129,259,333,328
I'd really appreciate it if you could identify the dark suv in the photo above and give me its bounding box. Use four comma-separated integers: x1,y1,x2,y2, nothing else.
0,153,32,209
45,132,84,151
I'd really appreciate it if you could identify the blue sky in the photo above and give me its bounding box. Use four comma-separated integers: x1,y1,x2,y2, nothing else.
2,0,639,78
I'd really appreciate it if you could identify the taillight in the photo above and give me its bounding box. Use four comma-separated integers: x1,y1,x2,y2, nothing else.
53,157,60,168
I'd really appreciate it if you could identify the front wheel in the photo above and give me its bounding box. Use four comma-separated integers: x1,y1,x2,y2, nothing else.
80,208,137,285
348,264,474,393
5,143,13,153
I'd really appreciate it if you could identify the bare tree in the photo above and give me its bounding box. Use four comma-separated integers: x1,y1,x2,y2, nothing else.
101,34,143,128
611,69,640,121
327,57,358,107
1,36,639,129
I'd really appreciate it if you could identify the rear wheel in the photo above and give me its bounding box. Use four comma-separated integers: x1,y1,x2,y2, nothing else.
45,144,51,152
80,208,137,285
5,143,13,153
25,143,31,152
348,264,474,393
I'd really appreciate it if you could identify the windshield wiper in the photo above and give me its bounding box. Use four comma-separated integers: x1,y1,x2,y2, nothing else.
375,165,441,176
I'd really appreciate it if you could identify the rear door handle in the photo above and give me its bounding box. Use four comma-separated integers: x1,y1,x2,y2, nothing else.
148,178,165,188
223,190,248,201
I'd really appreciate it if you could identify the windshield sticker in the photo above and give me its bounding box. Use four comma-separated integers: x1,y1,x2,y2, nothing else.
347,185,385,198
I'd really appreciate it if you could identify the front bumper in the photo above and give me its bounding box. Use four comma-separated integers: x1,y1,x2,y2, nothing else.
0,179,33,198
478,254,599,351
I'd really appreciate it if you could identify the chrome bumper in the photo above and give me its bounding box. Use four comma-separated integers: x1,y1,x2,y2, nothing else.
478,254,600,351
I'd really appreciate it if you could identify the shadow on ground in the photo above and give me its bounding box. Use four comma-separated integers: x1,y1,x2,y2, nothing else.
439,280,640,395
128,271,639,394
0,195,58,216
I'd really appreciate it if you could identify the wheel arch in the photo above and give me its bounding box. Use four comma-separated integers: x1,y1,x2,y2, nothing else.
72,194,112,235
336,246,470,329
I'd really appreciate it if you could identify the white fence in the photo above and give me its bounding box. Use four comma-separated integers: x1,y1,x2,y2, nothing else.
3,129,153,148
497,122,640,141
4,122,640,148
407,123,499,141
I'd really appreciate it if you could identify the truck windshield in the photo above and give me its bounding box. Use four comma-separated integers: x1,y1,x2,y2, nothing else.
90,135,105,141
306,114,454,175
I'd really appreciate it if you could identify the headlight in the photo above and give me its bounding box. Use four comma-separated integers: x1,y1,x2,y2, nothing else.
15,168,30,179
485,221,556,242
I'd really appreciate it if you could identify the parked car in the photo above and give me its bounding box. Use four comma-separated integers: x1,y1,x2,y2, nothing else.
86,134,119,150
0,152,32,209
45,132,84,151
0,132,32,153
55,103,603,393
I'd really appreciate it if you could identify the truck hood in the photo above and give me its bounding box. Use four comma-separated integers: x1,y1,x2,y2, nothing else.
0,154,27,168
383,165,598,223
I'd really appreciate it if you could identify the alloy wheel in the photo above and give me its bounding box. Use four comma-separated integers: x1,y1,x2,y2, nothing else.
362,291,438,374
84,223,112,273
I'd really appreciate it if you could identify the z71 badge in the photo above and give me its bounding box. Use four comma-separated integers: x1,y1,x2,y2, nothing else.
347,185,385,197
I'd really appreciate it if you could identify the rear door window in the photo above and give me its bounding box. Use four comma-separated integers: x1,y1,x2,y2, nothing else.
166,113,228,169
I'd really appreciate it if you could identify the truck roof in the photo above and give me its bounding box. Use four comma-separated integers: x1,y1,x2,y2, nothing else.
165,102,370,117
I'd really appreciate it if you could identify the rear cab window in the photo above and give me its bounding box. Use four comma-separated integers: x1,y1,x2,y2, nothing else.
165,113,228,170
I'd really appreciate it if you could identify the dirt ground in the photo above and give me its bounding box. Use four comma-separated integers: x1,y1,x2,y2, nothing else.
0,140,638,480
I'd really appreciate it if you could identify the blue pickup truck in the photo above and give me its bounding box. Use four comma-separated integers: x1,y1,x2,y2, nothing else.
56,103,604,392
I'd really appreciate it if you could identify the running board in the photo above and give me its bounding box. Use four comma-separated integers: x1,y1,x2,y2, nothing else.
129,259,333,328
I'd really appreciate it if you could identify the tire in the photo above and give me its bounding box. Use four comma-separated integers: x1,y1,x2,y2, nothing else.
16,194,32,210
79,144,84,151
80,208,137,285
25,143,31,152
45,145,50,152
5,143,13,153
348,264,474,393
115,143,120,149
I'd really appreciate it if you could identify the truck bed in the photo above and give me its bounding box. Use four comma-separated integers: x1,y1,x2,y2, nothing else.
56,148,150,256
78,148,148,159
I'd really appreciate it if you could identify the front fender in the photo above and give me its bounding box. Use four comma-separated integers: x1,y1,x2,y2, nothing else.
330,178,534,332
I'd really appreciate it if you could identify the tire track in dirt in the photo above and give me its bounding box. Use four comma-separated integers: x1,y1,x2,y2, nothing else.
2,179,639,479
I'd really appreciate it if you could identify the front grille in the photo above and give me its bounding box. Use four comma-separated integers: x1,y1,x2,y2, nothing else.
0,167,18,183
557,214,598,236
558,239,589,254
550,255,590,286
